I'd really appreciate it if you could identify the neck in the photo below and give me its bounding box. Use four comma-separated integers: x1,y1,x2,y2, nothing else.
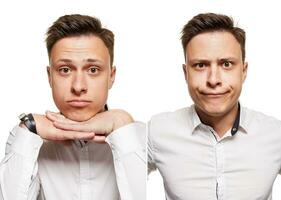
195,103,239,138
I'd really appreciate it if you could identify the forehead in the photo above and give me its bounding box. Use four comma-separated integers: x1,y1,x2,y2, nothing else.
49,35,110,64
186,31,242,60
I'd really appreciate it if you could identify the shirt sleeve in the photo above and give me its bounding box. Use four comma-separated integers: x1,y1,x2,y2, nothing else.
0,125,43,200
147,120,157,175
105,122,146,200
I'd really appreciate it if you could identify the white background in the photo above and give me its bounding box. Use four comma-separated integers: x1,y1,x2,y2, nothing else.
0,0,281,199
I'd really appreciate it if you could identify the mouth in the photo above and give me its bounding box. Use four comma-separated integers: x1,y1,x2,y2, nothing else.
200,91,230,98
66,100,92,108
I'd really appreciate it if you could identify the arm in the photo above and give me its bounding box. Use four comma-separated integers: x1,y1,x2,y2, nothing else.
0,114,96,200
106,122,146,200
0,126,43,200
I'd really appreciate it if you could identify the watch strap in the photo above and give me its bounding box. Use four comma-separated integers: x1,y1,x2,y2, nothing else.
19,113,38,134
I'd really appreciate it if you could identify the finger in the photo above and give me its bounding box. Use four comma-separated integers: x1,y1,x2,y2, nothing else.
46,111,64,122
52,130,95,141
91,135,106,143
46,111,77,124
47,111,66,118
53,121,94,132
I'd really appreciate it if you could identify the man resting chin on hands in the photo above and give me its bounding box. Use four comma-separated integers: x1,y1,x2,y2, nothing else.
0,14,145,200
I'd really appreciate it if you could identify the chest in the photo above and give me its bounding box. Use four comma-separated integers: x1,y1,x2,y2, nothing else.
37,142,119,200
152,131,281,200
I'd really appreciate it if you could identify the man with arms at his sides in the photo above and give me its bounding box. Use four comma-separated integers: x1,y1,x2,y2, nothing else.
148,13,281,199
0,14,145,200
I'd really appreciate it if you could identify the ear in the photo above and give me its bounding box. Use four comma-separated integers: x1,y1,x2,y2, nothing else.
47,66,52,88
182,64,188,82
242,62,248,83
109,66,116,89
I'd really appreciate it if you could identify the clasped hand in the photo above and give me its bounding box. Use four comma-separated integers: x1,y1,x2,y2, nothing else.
32,109,134,143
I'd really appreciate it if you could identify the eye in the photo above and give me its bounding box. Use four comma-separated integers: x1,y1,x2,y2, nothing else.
222,61,232,68
88,66,99,74
193,63,206,69
58,66,71,75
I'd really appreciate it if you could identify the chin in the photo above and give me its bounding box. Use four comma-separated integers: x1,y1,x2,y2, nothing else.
205,110,226,117
199,103,228,117
63,111,97,122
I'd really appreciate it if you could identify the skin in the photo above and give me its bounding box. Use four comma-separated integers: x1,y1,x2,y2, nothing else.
183,31,248,137
22,34,133,142
47,35,115,122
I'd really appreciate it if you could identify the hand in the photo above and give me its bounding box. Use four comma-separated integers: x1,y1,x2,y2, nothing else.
32,114,96,141
46,109,134,143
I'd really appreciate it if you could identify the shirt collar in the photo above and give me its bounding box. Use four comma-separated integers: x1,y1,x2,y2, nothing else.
230,103,240,135
239,104,248,133
190,102,248,135
190,105,202,132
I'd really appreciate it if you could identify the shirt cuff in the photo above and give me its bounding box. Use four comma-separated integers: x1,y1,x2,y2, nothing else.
105,122,145,159
10,125,43,157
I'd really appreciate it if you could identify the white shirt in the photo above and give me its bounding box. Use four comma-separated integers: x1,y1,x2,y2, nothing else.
148,105,281,200
0,122,146,200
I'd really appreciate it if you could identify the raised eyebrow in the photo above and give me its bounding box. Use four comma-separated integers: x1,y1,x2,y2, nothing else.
188,59,210,64
56,58,72,63
50,59,72,67
85,58,103,64
219,57,237,62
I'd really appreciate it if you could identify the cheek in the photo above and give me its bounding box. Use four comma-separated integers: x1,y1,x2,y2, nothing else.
224,71,243,90
187,72,206,90
88,76,110,98
51,78,69,106
187,75,203,102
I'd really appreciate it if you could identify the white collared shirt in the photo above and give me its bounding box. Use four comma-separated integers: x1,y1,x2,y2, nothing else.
0,122,146,200
148,105,281,200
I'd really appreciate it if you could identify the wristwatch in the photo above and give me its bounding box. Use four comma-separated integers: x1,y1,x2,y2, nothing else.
19,113,38,134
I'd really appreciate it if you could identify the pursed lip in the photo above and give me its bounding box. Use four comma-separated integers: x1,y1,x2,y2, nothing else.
66,99,92,108
200,91,230,98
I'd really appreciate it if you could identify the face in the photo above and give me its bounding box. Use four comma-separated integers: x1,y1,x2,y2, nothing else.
183,31,247,117
47,35,115,122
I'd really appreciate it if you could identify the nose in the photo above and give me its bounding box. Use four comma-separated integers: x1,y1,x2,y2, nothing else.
207,65,222,88
71,73,87,95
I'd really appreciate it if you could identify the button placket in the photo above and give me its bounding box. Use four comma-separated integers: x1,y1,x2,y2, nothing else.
79,146,91,200
215,141,225,200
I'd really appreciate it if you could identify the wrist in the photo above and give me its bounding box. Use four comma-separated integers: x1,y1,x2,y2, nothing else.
19,113,38,134
112,110,134,130
19,122,28,129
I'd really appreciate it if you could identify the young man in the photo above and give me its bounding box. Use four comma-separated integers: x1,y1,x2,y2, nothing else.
0,14,145,200
148,13,281,199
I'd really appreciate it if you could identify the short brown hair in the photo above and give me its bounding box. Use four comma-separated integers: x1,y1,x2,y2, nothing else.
46,14,114,66
181,13,246,62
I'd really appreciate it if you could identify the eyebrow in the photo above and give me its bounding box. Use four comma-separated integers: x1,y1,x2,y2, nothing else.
54,58,103,64
188,57,238,63
56,58,72,63
85,58,102,63
187,59,210,64
219,57,238,61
